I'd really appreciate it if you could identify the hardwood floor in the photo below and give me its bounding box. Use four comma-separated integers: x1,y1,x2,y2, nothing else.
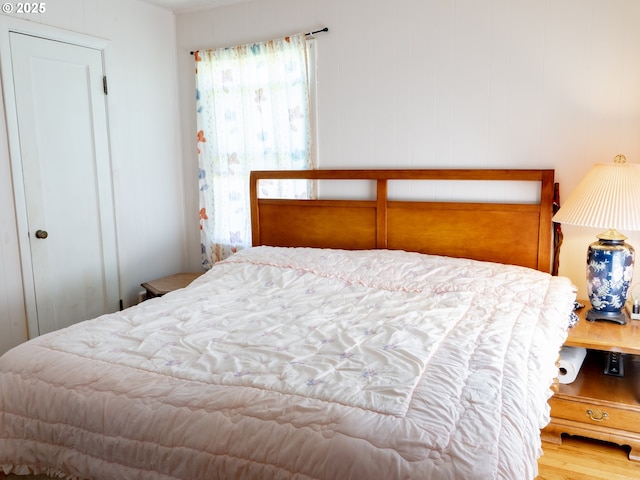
538,436,640,479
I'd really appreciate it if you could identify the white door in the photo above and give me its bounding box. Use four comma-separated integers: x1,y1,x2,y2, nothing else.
9,32,120,335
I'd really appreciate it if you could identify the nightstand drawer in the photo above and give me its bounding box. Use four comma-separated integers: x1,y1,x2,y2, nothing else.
549,396,640,432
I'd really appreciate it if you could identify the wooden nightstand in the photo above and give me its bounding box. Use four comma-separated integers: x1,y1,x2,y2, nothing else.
542,301,640,460
141,272,204,299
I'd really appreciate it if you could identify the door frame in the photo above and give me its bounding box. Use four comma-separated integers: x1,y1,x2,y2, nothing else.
0,16,116,338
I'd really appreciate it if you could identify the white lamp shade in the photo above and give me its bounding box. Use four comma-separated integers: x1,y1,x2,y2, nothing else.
552,161,640,232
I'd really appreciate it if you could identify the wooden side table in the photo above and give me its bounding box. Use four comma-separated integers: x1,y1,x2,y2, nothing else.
141,272,204,299
542,301,640,460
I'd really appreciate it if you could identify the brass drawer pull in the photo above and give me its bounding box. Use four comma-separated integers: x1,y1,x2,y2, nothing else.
586,409,609,422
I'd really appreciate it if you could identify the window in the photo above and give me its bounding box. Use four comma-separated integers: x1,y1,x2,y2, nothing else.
195,33,315,266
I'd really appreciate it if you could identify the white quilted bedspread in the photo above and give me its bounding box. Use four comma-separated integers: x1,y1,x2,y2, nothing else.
0,247,575,480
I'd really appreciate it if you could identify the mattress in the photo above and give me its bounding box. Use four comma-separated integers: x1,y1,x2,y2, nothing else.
0,246,576,479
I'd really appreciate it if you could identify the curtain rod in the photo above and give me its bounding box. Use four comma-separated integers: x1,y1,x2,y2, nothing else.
306,27,329,36
189,27,328,55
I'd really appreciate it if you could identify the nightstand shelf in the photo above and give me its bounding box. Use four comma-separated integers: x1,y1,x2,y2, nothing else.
141,272,204,299
542,302,640,460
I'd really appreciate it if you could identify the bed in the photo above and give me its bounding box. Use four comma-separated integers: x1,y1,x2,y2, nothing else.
0,169,576,480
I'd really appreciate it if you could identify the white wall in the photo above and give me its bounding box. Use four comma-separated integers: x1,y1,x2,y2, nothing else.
0,0,189,355
175,0,640,299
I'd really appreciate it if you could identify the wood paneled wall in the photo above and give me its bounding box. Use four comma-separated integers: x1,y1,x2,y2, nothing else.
175,0,640,298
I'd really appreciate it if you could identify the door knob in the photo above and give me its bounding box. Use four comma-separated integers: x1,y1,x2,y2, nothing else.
35,229,48,239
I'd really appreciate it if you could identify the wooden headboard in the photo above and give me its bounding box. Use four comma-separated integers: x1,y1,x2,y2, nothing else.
250,169,555,273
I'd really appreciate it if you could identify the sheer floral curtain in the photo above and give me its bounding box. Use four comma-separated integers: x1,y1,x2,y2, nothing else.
195,34,314,267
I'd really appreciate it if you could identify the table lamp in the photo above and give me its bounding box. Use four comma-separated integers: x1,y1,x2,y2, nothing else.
552,155,640,324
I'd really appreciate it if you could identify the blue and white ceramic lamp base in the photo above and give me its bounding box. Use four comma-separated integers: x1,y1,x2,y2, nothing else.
586,234,635,325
